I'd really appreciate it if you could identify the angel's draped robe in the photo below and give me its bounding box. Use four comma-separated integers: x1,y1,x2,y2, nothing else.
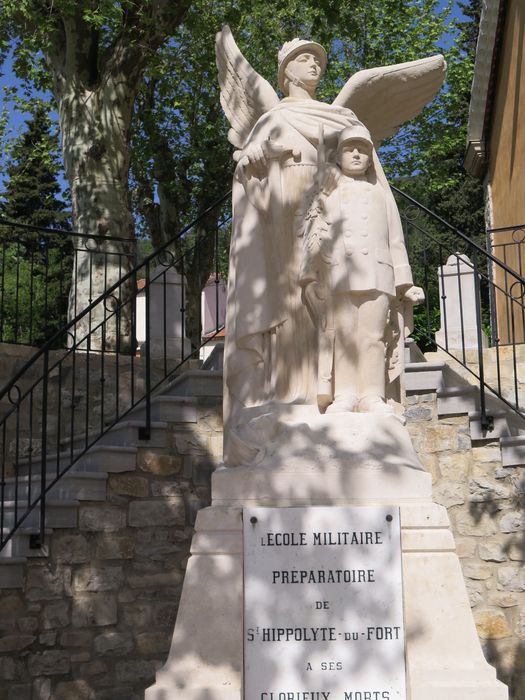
223,99,404,466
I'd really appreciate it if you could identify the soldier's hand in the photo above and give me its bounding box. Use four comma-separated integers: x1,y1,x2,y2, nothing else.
403,285,425,305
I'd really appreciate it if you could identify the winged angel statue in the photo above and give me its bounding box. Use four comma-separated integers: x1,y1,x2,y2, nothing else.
216,25,446,466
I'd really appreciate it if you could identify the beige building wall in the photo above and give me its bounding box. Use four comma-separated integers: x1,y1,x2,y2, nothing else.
489,0,525,229
489,0,525,343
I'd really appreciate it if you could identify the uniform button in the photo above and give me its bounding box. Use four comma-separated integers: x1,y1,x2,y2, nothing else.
362,232,368,237
361,248,369,255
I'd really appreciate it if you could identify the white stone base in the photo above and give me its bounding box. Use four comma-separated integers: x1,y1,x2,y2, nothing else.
145,507,243,699
146,414,508,699
147,503,507,699
401,505,507,700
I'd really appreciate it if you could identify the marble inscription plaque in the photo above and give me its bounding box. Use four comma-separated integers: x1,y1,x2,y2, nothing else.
243,506,406,700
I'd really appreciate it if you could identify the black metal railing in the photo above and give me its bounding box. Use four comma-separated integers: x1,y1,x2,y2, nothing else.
394,187,525,429
0,218,137,347
0,193,230,551
488,224,525,347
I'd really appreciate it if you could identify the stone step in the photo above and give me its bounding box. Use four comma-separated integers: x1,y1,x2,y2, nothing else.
15,444,138,476
73,445,138,473
437,385,480,416
3,471,107,502
163,369,223,398
0,531,29,560
405,362,446,393
468,411,515,442
62,420,168,451
130,395,198,423
1,500,78,530
99,420,168,448
500,435,525,467
0,528,53,560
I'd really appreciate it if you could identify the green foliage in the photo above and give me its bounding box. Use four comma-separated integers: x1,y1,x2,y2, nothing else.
1,103,69,226
0,0,192,230
0,103,71,345
396,0,484,227
410,304,440,353
395,0,485,355
0,0,192,342
0,95,10,164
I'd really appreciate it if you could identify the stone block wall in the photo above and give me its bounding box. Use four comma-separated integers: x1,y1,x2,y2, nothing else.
406,391,525,699
0,397,222,700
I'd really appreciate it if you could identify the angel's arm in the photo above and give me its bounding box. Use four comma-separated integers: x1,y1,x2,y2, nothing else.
333,55,446,144
216,25,280,149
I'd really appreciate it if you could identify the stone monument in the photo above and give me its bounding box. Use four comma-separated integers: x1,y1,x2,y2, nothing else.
146,27,508,700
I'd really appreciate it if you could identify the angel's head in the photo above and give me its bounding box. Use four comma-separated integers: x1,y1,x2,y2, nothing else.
278,39,327,96
337,125,373,178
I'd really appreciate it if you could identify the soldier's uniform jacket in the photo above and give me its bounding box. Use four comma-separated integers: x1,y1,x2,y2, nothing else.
300,175,413,297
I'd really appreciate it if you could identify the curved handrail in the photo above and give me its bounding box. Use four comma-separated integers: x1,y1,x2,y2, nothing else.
0,216,139,346
391,186,525,285
0,192,231,550
0,216,135,243
394,185,525,429
0,191,231,402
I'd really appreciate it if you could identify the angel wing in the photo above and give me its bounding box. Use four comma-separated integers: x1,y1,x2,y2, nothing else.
216,25,280,149
333,55,446,144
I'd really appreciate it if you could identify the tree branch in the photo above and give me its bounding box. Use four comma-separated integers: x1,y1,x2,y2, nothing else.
102,0,191,95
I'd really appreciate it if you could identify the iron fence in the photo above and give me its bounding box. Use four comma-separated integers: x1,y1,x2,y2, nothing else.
394,187,525,429
0,218,137,347
487,224,525,346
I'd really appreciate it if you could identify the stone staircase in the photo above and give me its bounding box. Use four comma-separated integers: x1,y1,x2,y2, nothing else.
403,339,525,695
0,369,223,589
405,339,525,449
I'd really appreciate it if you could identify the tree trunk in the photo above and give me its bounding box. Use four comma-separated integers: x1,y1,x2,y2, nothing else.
58,81,136,350
41,3,191,350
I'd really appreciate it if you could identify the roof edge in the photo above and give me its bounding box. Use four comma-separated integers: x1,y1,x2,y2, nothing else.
465,0,504,176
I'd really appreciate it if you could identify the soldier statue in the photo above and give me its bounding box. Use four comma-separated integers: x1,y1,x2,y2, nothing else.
298,124,424,414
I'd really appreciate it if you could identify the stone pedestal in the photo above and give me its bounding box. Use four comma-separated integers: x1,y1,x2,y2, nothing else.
146,413,508,699
435,253,489,352
139,265,191,360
